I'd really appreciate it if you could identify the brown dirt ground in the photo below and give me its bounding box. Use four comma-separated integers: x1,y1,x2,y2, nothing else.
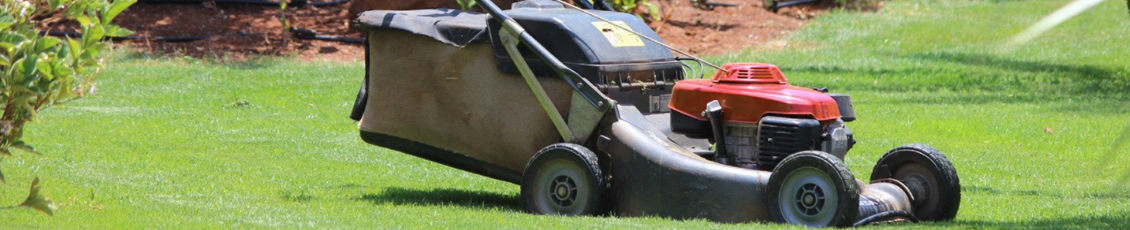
39,0,871,61
649,0,803,55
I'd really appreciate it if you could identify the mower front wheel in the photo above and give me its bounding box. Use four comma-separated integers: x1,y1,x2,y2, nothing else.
767,151,860,227
520,143,608,216
870,144,961,221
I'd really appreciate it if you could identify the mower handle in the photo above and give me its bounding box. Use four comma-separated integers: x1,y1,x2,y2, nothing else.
477,0,612,112
576,0,614,10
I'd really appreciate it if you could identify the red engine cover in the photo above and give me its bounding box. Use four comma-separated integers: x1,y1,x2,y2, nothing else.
668,63,841,123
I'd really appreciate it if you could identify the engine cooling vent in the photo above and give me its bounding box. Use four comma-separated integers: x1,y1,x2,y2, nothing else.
734,68,774,80
755,116,821,170
712,63,788,84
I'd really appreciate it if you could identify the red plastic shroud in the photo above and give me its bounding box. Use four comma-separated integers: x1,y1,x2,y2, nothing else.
668,63,841,124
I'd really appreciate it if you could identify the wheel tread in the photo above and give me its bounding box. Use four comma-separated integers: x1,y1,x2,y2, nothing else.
871,143,961,221
767,150,860,227
520,143,607,215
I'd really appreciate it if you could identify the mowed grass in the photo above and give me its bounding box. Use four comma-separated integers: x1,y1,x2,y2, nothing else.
2,0,1129,228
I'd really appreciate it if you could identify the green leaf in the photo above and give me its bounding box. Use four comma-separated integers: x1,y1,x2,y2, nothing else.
10,85,32,95
54,44,70,59
0,42,16,51
48,0,66,10
643,2,661,21
21,55,40,83
102,0,137,23
14,55,39,83
455,0,477,10
19,177,57,216
67,38,82,61
36,37,62,53
12,140,40,155
37,60,55,81
52,63,73,79
74,16,92,27
105,25,133,37
83,25,106,45
84,43,106,58
51,58,73,79
5,30,29,44
0,15,15,31
26,84,44,95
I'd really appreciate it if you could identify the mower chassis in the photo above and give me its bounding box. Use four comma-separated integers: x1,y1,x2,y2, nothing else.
356,0,957,227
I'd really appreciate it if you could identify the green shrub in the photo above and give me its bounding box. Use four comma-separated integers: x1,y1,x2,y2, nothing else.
607,0,661,21
456,0,478,11
0,0,135,215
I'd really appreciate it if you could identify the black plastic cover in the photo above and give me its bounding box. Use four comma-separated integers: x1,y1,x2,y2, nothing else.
486,1,683,86
830,93,855,122
357,9,490,46
756,116,822,170
488,2,673,63
670,108,712,138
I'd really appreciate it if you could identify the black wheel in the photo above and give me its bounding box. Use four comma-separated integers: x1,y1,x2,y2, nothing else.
520,143,607,215
767,151,859,227
870,144,960,221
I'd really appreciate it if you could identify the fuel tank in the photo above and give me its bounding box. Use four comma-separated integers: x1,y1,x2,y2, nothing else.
668,63,842,124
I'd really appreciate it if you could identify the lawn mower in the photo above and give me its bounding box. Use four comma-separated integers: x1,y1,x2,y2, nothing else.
352,0,960,227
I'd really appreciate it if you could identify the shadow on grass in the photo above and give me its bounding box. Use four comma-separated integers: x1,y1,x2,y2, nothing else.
359,187,520,211
963,186,1042,196
115,50,283,70
923,212,1130,229
903,52,1130,113
281,190,316,203
780,65,924,77
779,52,1130,113
964,185,1130,199
906,52,1129,94
909,52,1119,79
782,52,1128,92
355,187,1130,228
777,65,1023,95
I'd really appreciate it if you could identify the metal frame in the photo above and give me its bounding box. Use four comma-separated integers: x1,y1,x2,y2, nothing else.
489,2,613,144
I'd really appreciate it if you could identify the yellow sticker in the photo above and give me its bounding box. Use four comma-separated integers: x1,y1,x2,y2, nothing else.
592,21,645,47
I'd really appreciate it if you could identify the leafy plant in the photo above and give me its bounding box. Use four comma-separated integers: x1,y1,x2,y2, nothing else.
456,0,478,11
279,1,290,46
0,178,55,215
608,0,662,21
0,0,135,215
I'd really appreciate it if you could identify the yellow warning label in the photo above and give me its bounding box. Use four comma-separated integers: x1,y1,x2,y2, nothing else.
592,21,645,47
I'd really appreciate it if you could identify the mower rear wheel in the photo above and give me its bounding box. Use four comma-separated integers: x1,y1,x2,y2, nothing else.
870,144,961,221
520,143,607,216
768,151,859,228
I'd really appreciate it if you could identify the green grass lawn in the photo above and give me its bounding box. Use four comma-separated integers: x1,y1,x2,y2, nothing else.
2,0,1129,228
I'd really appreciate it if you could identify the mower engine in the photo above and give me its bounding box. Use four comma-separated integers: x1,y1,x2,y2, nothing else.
668,63,857,170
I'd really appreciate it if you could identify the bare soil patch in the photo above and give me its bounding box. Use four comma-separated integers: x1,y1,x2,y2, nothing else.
648,0,806,55
39,0,863,61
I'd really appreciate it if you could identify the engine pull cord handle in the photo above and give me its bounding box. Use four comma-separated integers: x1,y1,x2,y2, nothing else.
703,100,730,164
